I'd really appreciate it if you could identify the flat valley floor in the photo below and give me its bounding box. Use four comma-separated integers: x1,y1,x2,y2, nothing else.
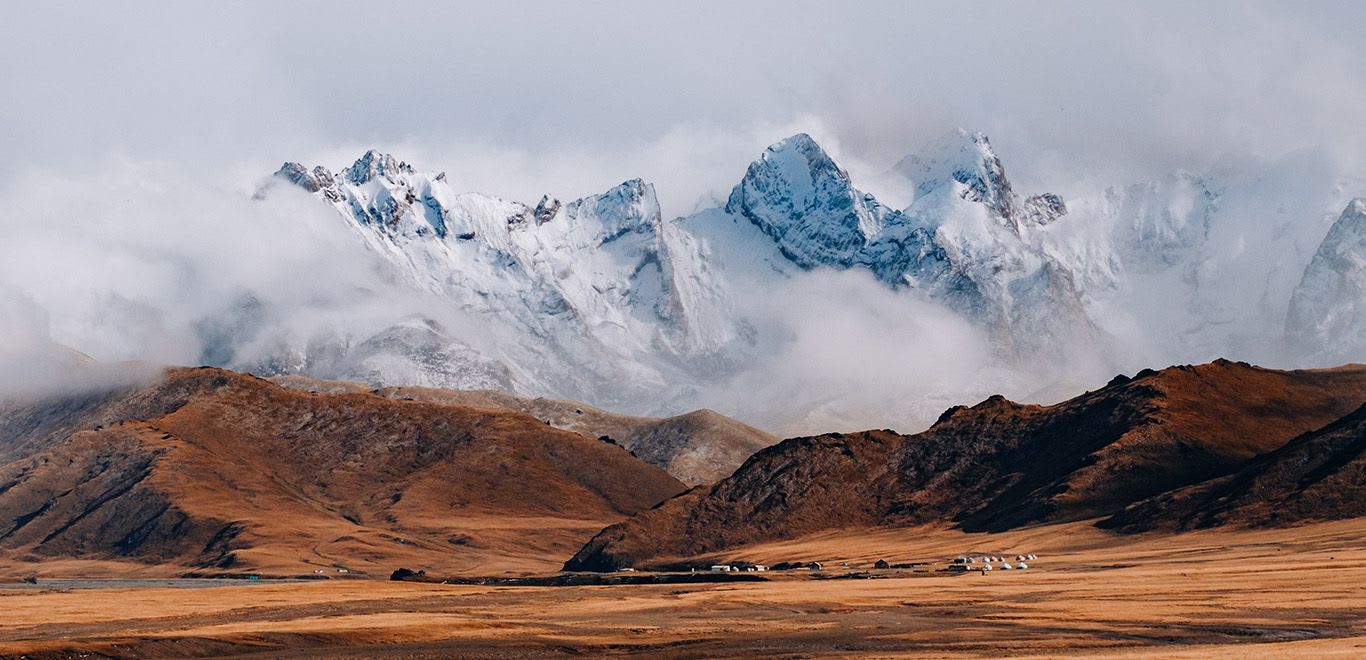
4,519,1366,658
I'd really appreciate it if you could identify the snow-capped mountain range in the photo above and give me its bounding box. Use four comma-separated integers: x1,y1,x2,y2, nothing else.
252,151,736,410
235,130,1364,431
721,132,1094,355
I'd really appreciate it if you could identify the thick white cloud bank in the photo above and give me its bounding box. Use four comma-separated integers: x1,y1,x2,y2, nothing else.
2,1,1364,434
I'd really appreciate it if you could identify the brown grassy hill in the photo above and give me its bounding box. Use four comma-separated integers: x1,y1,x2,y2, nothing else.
566,360,1366,570
0,368,684,577
271,377,777,486
1104,403,1366,532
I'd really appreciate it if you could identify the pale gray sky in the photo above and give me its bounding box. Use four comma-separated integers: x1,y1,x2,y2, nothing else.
3,1,1364,210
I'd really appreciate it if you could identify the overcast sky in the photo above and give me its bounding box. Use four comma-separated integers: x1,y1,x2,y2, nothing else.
3,1,1365,212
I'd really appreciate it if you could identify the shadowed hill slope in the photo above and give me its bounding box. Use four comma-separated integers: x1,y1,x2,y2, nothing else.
566,360,1366,570
1104,403,1366,532
0,368,685,576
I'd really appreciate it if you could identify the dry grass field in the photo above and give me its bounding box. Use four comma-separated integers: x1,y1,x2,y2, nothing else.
4,518,1365,658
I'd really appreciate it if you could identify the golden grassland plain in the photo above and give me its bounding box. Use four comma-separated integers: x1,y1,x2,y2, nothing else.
3,519,1366,658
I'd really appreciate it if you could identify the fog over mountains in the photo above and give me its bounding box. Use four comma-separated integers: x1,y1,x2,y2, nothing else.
18,128,1345,435
8,3,1366,434
3,3,1365,434
2,128,1363,434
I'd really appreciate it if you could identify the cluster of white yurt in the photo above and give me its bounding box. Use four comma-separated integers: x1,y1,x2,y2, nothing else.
954,552,1041,572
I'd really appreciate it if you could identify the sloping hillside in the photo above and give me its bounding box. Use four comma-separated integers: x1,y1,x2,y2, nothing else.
567,360,1366,570
0,368,684,577
1104,403,1366,532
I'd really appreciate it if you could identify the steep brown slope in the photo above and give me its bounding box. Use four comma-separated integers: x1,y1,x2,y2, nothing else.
0,368,684,576
1104,404,1366,532
566,360,1366,570
271,377,777,486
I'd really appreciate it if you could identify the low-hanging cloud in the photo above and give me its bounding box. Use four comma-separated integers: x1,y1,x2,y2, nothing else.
0,162,507,399
0,290,164,399
706,268,1013,435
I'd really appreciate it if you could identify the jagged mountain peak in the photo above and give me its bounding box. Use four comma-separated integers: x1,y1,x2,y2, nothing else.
593,177,653,207
724,134,893,269
708,131,1094,356
269,151,446,235
726,134,856,219
565,178,660,232
273,161,336,193
758,133,846,178
896,129,1067,234
771,133,852,185
342,149,413,185
896,128,1000,198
